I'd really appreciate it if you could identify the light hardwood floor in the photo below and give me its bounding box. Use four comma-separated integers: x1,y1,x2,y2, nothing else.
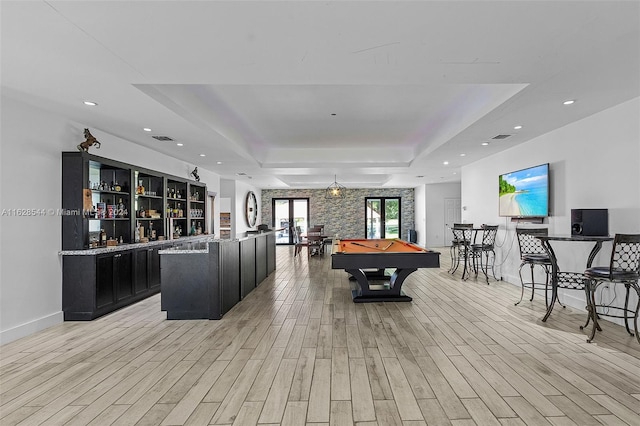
2,246,640,425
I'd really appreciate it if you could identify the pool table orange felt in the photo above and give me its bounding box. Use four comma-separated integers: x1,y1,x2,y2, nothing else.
335,238,427,254
331,239,440,303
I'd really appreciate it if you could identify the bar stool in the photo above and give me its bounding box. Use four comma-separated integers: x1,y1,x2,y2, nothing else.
583,233,640,344
469,225,499,284
449,224,473,274
515,228,553,306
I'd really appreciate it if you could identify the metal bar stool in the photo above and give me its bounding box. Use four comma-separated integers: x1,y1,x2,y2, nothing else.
449,224,473,274
515,228,553,306
583,233,640,344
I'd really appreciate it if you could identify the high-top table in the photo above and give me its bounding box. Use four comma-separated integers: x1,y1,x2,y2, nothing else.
536,235,612,322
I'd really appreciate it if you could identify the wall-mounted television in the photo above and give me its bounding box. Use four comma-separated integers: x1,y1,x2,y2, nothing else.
499,163,549,217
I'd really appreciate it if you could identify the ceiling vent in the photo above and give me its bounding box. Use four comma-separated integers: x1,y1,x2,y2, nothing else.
152,135,174,141
492,134,512,140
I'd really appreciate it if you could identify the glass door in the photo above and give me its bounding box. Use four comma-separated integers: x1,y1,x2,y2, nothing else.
273,198,309,244
365,197,401,239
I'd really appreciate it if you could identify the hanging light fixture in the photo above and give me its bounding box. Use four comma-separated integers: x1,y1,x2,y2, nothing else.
325,175,346,199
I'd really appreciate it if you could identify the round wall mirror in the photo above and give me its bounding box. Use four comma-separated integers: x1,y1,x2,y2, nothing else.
245,191,258,227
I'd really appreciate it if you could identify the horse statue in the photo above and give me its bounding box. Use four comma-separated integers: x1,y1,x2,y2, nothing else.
77,128,101,152
191,167,200,182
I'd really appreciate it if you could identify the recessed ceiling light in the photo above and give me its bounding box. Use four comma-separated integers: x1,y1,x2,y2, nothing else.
199,154,206,157
443,161,449,165
460,153,466,157
481,142,489,146
563,100,575,105
143,128,152,132
83,101,97,106
453,172,457,175
216,161,222,165
416,175,424,178
514,125,522,130
176,143,184,146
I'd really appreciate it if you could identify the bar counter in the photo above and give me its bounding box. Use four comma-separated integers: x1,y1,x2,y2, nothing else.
159,230,277,319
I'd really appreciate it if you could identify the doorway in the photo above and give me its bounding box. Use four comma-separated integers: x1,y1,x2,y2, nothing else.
272,198,309,244
365,197,401,239
444,198,462,245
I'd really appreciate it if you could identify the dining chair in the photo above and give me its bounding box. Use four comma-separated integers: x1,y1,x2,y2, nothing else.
306,226,325,256
583,233,640,344
515,228,553,306
293,226,309,257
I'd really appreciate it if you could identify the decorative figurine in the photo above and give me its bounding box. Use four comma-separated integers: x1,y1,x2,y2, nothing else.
191,167,200,182
77,128,101,152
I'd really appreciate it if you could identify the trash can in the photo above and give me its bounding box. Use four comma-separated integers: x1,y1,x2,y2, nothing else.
407,229,417,243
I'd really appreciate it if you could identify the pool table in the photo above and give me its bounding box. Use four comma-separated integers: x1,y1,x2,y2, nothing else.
331,238,440,303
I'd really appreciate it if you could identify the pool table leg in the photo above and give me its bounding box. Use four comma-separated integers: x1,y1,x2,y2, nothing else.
345,268,415,303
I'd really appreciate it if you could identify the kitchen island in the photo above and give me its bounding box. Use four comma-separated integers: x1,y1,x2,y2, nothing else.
159,230,276,319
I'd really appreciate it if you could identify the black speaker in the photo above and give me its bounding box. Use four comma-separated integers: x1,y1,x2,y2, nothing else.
571,209,609,236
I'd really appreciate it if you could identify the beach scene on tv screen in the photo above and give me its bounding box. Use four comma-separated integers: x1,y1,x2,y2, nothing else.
499,164,549,217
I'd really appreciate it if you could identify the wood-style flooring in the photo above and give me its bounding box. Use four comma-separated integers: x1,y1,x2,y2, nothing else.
2,246,640,425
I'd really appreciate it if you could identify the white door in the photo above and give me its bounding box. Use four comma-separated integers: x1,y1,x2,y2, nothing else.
444,198,461,245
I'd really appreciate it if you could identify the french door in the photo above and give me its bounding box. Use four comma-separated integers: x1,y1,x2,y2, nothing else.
365,197,401,239
272,198,309,244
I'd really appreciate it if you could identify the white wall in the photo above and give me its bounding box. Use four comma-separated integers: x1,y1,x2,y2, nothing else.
461,97,640,325
218,178,261,236
426,183,461,247
234,180,262,234
415,182,462,247
0,95,222,344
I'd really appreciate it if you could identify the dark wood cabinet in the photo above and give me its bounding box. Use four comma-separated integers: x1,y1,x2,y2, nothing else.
149,247,161,289
62,152,206,250
62,151,207,321
65,248,159,320
96,254,116,308
134,246,162,295
94,251,133,308
134,248,149,294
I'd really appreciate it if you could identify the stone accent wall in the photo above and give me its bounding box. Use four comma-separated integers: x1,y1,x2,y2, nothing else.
261,188,415,240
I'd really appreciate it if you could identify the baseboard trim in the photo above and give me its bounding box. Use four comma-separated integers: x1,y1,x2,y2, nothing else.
0,311,64,345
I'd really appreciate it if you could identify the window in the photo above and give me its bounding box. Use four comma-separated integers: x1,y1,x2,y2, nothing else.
272,198,309,244
365,197,401,239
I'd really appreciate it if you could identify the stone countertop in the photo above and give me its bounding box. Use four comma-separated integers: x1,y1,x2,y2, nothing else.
234,230,275,240
59,235,217,256
159,241,210,254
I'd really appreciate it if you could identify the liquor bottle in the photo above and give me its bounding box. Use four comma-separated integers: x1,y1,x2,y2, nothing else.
197,222,202,235
100,229,107,246
176,189,181,199
117,198,125,218
190,222,196,236
135,222,140,242
178,203,183,218
136,179,145,195
148,222,154,241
